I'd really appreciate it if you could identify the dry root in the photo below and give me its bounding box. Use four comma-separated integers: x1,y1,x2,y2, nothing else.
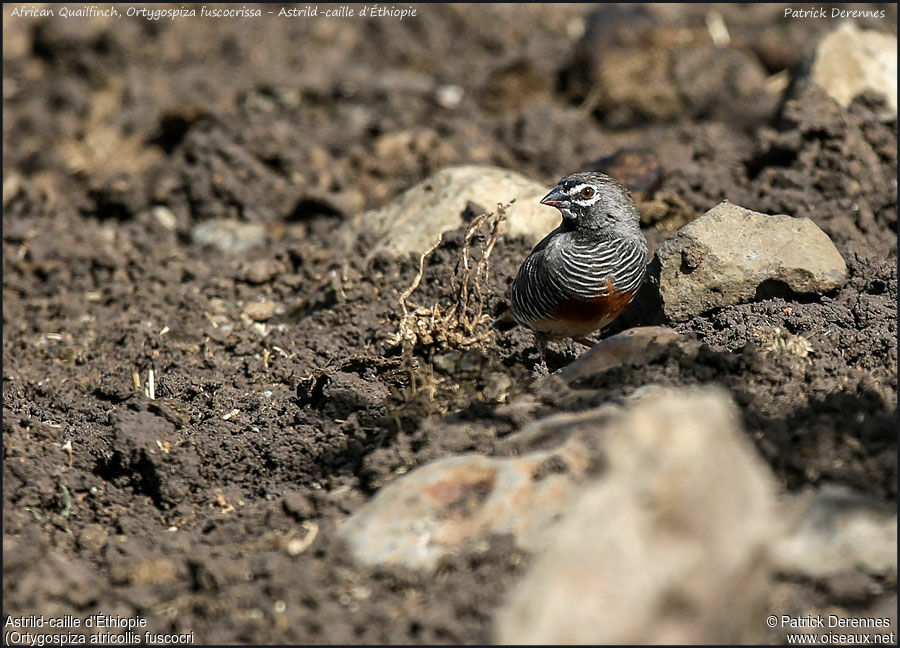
753,326,814,359
388,203,509,357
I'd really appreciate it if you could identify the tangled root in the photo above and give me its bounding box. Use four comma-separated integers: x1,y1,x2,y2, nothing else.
388,202,509,358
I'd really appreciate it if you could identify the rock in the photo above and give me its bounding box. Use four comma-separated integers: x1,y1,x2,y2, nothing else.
771,484,897,580
338,440,595,572
242,300,277,322
656,202,847,322
811,23,897,114
370,129,455,179
240,258,283,284
152,205,177,230
494,387,778,644
282,491,315,521
348,166,560,261
191,219,267,253
560,326,687,383
435,84,464,110
78,524,110,551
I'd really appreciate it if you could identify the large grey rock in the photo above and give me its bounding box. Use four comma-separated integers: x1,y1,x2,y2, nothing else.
657,202,847,321
348,165,560,260
494,387,779,645
772,484,897,580
812,23,897,114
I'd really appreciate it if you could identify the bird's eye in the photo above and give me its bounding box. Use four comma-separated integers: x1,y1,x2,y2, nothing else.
580,186,595,199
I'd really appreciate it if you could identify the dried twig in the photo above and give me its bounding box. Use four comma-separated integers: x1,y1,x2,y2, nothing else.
388,203,509,355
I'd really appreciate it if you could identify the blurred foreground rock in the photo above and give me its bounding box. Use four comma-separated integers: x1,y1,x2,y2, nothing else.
347,165,559,261
494,387,778,644
657,202,847,322
772,484,897,580
338,439,594,571
811,23,897,114
340,381,895,642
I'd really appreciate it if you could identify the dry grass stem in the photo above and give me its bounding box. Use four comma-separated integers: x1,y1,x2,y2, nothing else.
388,203,509,357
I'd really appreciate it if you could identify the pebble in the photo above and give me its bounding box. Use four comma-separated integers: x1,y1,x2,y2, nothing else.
282,491,315,521
656,202,847,322
479,58,549,113
435,84,464,109
77,524,109,551
242,300,277,322
191,219,267,254
152,205,177,230
240,259,282,284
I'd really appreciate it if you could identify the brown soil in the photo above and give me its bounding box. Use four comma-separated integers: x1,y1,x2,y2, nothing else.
3,4,897,644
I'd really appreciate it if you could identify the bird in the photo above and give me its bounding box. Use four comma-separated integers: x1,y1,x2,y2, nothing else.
507,171,648,371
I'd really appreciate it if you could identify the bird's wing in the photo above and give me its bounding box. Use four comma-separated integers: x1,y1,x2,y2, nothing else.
509,234,568,326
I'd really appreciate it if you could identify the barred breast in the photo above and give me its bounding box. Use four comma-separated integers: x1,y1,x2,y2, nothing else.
510,231,647,340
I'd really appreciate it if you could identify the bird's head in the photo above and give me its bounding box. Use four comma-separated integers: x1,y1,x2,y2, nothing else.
540,171,639,233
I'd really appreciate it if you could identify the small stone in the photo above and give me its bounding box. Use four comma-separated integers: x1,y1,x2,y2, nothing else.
282,491,315,521
562,5,658,100
671,44,779,128
431,352,460,374
243,300,277,322
656,202,847,322
240,259,282,284
191,219,266,254
483,372,513,402
346,166,560,261
598,47,683,122
436,84,464,109
78,524,109,551
811,23,897,114
152,205,177,230
560,326,686,383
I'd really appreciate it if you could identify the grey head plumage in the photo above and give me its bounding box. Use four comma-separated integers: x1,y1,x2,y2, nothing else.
540,171,640,236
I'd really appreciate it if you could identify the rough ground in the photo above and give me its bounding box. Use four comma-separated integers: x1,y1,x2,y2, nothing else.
3,4,897,644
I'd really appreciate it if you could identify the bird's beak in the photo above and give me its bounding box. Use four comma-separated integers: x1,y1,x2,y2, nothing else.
540,186,566,207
